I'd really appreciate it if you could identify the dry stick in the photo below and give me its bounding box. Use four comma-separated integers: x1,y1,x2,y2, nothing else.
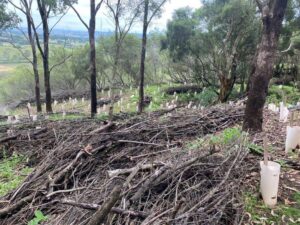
129,148,176,161
130,152,211,203
46,187,87,198
88,122,114,135
141,208,174,225
87,185,122,225
118,140,163,147
263,136,268,166
0,135,18,144
107,163,163,178
60,199,149,219
48,144,107,194
26,106,31,121
9,181,29,202
175,148,243,220
0,194,35,218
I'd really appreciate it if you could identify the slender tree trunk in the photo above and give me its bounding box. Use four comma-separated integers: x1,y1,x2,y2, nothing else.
89,0,97,117
108,13,121,120
37,0,52,113
138,0,149,114
243,0,288,132
25,12,41,112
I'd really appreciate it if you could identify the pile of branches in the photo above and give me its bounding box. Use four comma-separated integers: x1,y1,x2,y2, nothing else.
0,105,248,225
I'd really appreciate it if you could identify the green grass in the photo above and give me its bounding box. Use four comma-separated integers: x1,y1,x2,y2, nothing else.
267,85,300,105
209,127,243,146
244,191,300,224
0,153,32,196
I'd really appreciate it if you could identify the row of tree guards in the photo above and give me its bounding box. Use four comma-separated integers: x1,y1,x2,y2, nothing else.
262,101,300,208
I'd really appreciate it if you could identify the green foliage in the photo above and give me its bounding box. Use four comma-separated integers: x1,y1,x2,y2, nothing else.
186,138,205,150
209,127,242,145
165,7,197,61
163,0,259,100
0,0,19,29
195,88,218,106
0,64,36,103
0,45,32,64
267,85,300,105
28,210,48,225
0,153,32,196
247,143,263,155
48,113,84,121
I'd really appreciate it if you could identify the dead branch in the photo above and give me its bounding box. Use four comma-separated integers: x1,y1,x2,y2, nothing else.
87,185,122,225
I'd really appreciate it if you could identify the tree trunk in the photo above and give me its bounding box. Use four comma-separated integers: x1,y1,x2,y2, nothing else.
138,0,149,114
108,10,121,120
218,58,237,103
37,0,52,113
219,77,233,103
89,0,97,117
243,0,288,132
25,11,41,112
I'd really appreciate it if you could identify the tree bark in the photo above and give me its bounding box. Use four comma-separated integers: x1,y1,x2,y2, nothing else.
138,0,149,114
89,0,97,117
243,0,288,132
37,0,52,113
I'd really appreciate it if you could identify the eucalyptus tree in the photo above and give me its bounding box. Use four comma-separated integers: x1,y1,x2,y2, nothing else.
105,0,142,118
165,0,259,102
8,0,42,112
64,0,105,117
29,0,69,113
138,0,168,113
243,0,288,132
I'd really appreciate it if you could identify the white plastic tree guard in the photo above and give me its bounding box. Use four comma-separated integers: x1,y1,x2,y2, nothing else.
260,161,281,207
268,103,279,112
285,126,300,153
279,102,289,122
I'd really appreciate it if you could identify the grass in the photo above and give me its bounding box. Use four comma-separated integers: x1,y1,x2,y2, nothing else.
244,191,300,224
0,153,32,196
186,127,245,152
267,85,300,105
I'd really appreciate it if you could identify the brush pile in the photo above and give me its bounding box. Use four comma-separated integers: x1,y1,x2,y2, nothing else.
0,105,250,225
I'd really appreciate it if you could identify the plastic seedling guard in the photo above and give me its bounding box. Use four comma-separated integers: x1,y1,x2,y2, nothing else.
285,126,300,153
260,137,281,208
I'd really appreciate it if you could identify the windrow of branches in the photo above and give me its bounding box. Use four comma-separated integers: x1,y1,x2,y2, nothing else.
0,105,250,224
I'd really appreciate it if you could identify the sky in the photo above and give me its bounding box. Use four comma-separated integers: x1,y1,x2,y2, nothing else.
15,0,202,32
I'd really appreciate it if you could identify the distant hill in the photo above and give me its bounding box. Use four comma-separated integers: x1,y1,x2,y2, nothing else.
0,28,143,45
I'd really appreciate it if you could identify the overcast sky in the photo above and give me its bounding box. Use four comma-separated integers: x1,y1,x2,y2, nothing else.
15,0,202,32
